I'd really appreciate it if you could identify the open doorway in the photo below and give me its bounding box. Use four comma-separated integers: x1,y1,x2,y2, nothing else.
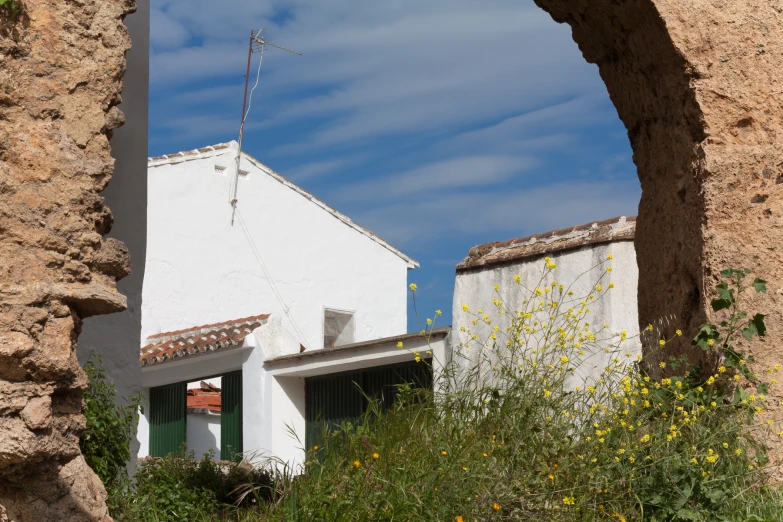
148,370,243,461
186,377,222,460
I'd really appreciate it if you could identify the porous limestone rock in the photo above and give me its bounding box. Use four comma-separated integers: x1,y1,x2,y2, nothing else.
0,0,136,519
535,0,783,469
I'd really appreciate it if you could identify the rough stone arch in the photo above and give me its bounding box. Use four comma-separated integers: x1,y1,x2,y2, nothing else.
534,0,783,458
1,0,782,519
0,0,137,520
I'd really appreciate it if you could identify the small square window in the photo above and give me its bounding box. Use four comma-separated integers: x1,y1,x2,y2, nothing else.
323,309,355,348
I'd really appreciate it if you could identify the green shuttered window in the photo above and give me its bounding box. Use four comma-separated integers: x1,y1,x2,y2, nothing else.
149,382,187,457
305,360,432,449
221,370,243,460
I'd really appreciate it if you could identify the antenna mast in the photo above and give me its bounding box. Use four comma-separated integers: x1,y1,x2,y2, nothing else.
230,29,301,225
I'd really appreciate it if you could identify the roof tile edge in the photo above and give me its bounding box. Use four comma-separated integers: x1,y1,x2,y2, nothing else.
148,142,236,167
456,216,636,271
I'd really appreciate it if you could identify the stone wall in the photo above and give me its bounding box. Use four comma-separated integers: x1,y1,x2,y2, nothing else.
0,0,136,520
534,0,783,465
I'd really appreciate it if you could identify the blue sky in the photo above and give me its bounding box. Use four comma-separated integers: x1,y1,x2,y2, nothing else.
149,0,640,331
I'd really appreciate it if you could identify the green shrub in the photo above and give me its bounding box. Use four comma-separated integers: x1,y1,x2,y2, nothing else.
247,261,782,522
116,451,274,521
81,354,143,491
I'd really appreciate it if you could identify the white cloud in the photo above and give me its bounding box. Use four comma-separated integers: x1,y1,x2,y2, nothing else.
150,7,191,51
334,155,538,203
285,157,361,181
348,180,641,248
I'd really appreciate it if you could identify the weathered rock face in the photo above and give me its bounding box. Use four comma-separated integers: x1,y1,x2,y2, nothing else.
534,0,783,465
0,0,135,519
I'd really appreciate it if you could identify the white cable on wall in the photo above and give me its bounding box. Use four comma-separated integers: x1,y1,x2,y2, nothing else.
235,205,311,350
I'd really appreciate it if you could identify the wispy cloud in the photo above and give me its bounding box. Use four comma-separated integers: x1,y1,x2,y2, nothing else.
334,155,538,203
350,181,641,248
285,157,362,181
150,0,605,152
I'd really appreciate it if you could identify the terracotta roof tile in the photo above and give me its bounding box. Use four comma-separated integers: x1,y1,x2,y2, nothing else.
456,216,636,271
140,314,269,367
187,388,221,413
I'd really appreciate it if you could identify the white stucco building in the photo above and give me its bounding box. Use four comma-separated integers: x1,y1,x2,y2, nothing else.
451,216,641,383
138,142,440,464
143,141,417,348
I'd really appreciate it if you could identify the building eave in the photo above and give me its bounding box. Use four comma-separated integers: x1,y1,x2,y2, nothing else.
265,327,451,364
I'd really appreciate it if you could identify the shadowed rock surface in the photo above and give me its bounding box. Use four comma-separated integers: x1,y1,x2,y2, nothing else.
535,0,783,470
0,0,136,519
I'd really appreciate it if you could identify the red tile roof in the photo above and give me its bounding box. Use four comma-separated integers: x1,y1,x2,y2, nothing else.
456,216,636,271
187,388,221,413
139,314,269,367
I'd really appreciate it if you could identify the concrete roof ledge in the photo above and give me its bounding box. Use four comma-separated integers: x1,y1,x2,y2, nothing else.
457,216,636,271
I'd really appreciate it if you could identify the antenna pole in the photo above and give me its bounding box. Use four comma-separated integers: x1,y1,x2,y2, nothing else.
229,29,300,225
230,31,254,226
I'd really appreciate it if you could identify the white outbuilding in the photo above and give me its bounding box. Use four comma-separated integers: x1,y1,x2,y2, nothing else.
451,216,641,384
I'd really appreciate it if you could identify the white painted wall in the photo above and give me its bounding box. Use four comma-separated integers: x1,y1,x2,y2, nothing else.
78,0,149,473
187,412,221,461
142,144,414,351
452,241,640,385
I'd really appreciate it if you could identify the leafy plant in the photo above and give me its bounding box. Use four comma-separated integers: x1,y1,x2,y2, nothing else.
117,451,274,521
0,0,19,19
245,262,782,522
80,354,143,490
693,268,768,395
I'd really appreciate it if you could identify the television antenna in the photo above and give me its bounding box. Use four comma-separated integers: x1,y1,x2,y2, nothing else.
230,29,301,225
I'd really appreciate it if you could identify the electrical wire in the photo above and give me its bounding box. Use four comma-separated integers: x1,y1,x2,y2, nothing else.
229,38,264,203
235,205,311,350
243,52,264,124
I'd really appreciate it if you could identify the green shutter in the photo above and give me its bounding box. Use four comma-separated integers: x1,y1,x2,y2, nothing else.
150,382,187,457
365,360,432,409
305,371,364,451
221,370,243,461
305,361,432,449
